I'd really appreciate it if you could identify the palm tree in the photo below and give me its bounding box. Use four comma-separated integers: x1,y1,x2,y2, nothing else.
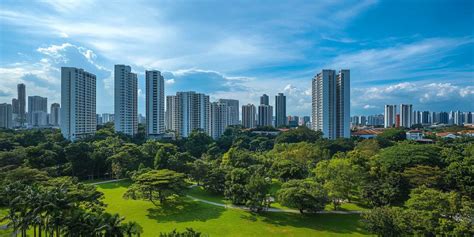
121,221,143,237
99,213,125,237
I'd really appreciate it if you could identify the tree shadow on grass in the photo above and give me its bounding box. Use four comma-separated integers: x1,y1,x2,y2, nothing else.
147,198,224,223
259,212,369,235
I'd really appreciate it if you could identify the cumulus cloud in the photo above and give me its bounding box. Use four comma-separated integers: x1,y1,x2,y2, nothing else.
352,82,474,114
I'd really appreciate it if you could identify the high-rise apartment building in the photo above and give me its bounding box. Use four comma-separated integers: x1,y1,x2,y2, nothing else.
275,93,286,127
260,94,269,105
384,105,397,128
209,102,229,139
114,65,138,136
50,103,60,126
421,111,431,125
311,69,350,139
28,96,48,127
17,83,26,126
61,67,97,141
145,70,165,137
453,110,463,125
218,99,239,126
0,103,13,129
242,104,256,129
102,113,114,123
400,104,413,128
166,91,210,138
257,93,273,128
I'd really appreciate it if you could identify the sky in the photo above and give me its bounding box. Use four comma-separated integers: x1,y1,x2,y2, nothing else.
0,0,473,116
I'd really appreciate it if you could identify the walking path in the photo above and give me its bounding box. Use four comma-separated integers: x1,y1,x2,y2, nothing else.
92,179,363,215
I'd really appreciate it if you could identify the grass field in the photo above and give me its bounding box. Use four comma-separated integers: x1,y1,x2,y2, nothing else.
97,181,371,237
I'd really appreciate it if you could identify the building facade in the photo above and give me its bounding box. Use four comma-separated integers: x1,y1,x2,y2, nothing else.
258,104,273,127
400,104,413,128
275,93,286,127
242,104,256,129
114,65,138,136
50,103,60,127
61,67,97,141
17,83,26,126
209,102,229,139
145,70,165,137
28,96,48,127
218,99,239,126
0,103,13,129
166,91,210,138
311,69,350,139
384,105,397,128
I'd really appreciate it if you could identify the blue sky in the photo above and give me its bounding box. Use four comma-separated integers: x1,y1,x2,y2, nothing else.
0,0,473,116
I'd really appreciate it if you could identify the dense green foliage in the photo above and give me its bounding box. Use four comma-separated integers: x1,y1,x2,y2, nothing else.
1,125,473,236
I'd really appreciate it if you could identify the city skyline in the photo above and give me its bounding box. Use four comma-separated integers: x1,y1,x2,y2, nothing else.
0,1,473,116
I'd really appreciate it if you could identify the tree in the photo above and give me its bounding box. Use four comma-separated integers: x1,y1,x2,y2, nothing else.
270,158,308,181
362,207,409,237
277,179,328,214
159,228,203,237
377,128,406,143
314,158,363,209
64,142,94,178
245,174,271,212
124,169,187,205
190,159,208,185
184,130,213,158
275,126,322,144
224,168,250,205
402,165,443,188
201,163,226,194
376,143,443,172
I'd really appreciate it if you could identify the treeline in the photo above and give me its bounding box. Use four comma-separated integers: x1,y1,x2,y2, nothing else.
0,125,473,236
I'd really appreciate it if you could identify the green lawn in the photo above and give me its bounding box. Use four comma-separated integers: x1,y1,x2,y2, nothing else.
97,181,371,237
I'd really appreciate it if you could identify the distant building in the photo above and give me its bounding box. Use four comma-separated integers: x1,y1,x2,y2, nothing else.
145,70,165,137
453,110,463,125
287,116,299,128
166,91,210,138
17,83,26,126
114,64,138,136
209,101,229,139
242,104,256,128
260,94,269,106
102,113,114,123
384,105,397,128
421,111,431,125
50,103,60,126
406,130,424,140
400,104,413,128
0,103,13,129
275,93,286,127
61,67,97,141
28,96,48,127
360,116,367,126
96,114,102,125
311,69,350,139
218,99,239,126
258,104,273,127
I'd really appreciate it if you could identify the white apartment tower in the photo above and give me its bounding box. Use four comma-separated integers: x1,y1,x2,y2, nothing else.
166,92,210,138
114,65,138,136
311,69,350,139
145,70,165,137
242,104,256,128
61,67,97,141
400,104,413,128
218,99,239,126
384,105,397,128
209,102,229,139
